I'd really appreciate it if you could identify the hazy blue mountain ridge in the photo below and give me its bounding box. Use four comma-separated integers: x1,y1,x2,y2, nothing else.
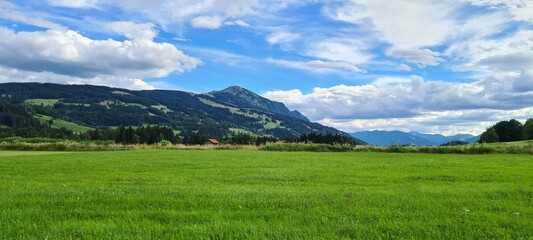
352,130,480,146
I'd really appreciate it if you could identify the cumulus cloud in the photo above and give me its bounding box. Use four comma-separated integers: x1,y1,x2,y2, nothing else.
0,65,154,90
264,74,533,134
264,75,532,121
317,107,533,135
191,16,223,29
388,48,444,67
0,27,200,81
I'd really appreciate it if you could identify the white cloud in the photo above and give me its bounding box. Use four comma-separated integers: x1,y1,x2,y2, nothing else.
191,16,223,29
306,60,365,73
105,21,157,40
264,74,533,134
388,48,444,67
325,0,459,49
461,30,533,71
263,75,532,122
466,0,533,23
181,46,254,66
0,0,15,8
173,37,192,42
397,64,412,71
514,3,533,23
306,39,372,65
317,107,533,135
0,4,66,30
267,59,365,74
371,77,412,87
451,10,510,41
266,31,300,45
109,0,259,30
0,27,200,80
0,65,154,90
47,0,99,8
223,20,250,27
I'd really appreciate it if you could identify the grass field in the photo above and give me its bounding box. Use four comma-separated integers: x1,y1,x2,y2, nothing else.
24,99,60,107
1,150,532,239
35,114,94,133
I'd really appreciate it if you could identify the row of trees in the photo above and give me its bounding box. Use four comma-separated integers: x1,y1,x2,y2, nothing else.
80,127,280,146
80,126,178,145
286,132,358,146
480,118,533,143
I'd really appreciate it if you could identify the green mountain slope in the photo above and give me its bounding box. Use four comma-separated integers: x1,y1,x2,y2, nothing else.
0,83,363,142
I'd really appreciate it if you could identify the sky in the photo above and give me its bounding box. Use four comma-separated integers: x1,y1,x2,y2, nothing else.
0,0,532,135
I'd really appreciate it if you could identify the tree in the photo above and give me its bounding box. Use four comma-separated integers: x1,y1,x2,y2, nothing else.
508,119,525,141
493,121,510,142
524,118,533,140
480,129,499,143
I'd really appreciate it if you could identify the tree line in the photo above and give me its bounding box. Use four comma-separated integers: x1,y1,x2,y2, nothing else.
479,118,533,143
285,132,358,146
0,102,76,139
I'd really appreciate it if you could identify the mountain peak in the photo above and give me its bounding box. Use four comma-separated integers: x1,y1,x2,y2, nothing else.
211,85,310,122
221,86,253,95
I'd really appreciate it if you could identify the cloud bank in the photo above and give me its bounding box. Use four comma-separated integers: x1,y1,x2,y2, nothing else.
264,73,533,134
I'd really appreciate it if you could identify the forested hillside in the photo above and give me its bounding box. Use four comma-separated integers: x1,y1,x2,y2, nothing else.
0,83,357,141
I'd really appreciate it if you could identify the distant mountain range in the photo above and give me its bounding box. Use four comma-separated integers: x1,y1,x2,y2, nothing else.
0,82,365,142
351,130,480,146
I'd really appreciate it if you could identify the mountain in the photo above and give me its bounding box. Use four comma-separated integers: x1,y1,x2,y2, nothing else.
0,82,362,141
351,130,480,146
209,86,310,121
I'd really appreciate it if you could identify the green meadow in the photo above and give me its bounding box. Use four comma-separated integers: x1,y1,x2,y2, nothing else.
1,150,532,239
35,115,94,133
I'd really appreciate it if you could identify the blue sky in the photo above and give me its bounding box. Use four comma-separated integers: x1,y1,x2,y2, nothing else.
0,0,532,135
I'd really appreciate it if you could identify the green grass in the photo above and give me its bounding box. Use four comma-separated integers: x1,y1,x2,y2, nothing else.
1,150,532,239
0,151,72,157
62,103,90,107
99,101,147,109
151,104,173,113
199,98,240,112
111,90,132,96
24,99,60,106
35,114,94,133
229,127,256,136
485,140,533,146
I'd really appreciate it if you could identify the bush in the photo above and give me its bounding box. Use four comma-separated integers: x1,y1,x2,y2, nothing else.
0,137,64,143
260,143,532,155
159,140,171,146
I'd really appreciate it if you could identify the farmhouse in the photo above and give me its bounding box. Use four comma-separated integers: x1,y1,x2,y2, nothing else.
204,139,220,146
